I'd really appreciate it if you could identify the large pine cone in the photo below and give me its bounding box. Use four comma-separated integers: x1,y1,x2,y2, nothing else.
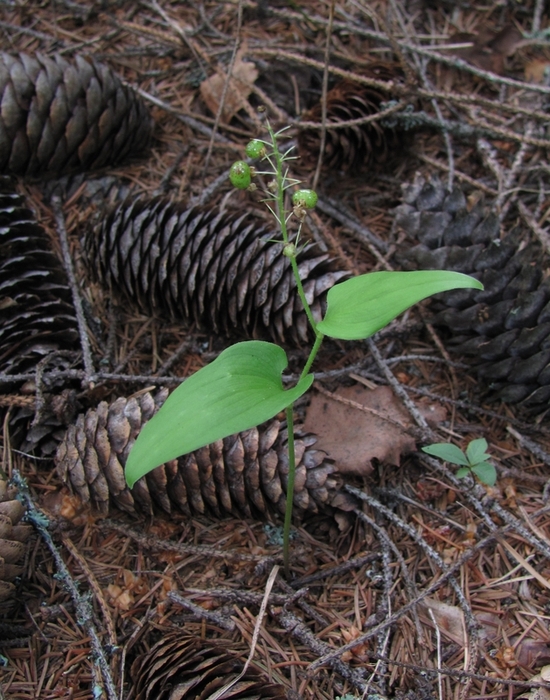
0,177,79,376
394,176,550,409
0,52,152,176
55,390,342,519
0,480,32,604
85,196,348,346
297,64,402,173
129,633,287,700
0,177,80,455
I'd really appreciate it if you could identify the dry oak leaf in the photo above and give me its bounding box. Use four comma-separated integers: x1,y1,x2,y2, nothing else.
200,46,258,123
303,384,446,476
518,665,550,700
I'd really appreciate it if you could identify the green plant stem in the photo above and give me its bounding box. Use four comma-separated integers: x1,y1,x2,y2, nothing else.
283,403,296,578
301,332,324,380
288,255,321,334
266,119,325,579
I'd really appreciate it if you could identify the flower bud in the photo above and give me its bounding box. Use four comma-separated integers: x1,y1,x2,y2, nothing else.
229,161,252,189
245,139,267,159
292,189,318,209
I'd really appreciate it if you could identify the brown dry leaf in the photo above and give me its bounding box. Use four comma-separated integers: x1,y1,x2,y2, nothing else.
303,385,446,475
525,60,550,84
106,583,134,611
447,25,523,75
513,638,550,669
200,46,258,123
424,599,510,647
518,665,550,699
420,598,465,646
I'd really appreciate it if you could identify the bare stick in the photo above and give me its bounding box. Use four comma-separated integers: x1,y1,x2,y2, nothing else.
202,0,244,178
168,591,236,631
312,0,335,192
13,471,118,700
51,196,95,385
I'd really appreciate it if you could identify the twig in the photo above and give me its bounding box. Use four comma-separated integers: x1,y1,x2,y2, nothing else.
167,591,236,631
350,492,480,672
208,564,279,700
290,552,379,587
13,470,118,700
99,520,277,565
135,87,232,143
316,196,388,252
517,200,550,255
507,426,550,466
428,608,443,700
532,0,545,34
202,0,243,178
366,337,434,437
51,196,95,385
62,535,118,649
274,607,372,694
309,488,490,675
312,0,335,192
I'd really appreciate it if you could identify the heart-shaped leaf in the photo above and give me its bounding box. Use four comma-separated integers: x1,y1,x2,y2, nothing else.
422,443,470,466
125,341,313,487
317,271,483,340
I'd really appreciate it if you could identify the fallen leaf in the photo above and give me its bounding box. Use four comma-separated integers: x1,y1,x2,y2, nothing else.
421,598,512,647
513,638,550,669
525,59,550,84
106,583,134,612
518,665,550,699
303,384,446,475
200,45,258,123
420,598,465,645
446,25,523,75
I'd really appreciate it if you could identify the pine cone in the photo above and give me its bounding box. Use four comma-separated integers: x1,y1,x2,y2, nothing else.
394,175,550,410
297,64,402,173
0,177,79,376
129,633,287,700
0,52,152,176
55,390,343,519
0,480,32,603
85,196,348,346
0,177,80,453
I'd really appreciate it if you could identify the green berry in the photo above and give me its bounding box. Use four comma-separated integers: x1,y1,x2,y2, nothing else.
283,242,297,258
245,139,266,159
292,189,318,209
230,161,252,189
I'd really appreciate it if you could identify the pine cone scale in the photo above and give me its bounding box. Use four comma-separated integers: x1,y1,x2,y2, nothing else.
56,391,342,519
0,52,152,176
87,197,349,346
395,174,550,411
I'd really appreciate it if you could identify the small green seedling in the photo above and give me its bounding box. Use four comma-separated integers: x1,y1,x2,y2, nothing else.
125,118,483,577
422,438,496,486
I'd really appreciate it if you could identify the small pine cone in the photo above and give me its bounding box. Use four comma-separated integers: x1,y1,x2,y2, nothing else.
0,480,32,603
297,64,402,173
0,52,152,176
394,175,550,410
129,633,287,700
0,177,79,376
85,196,348,346
55,390,342,519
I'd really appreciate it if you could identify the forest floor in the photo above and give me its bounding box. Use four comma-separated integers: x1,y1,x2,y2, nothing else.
1,1,550,699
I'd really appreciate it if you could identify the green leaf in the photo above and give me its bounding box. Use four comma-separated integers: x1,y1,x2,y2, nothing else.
316,271,483,340
466,438,490,466
472,462,497,486
456,467,471,480
422,443,470,466
125,341,313,488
